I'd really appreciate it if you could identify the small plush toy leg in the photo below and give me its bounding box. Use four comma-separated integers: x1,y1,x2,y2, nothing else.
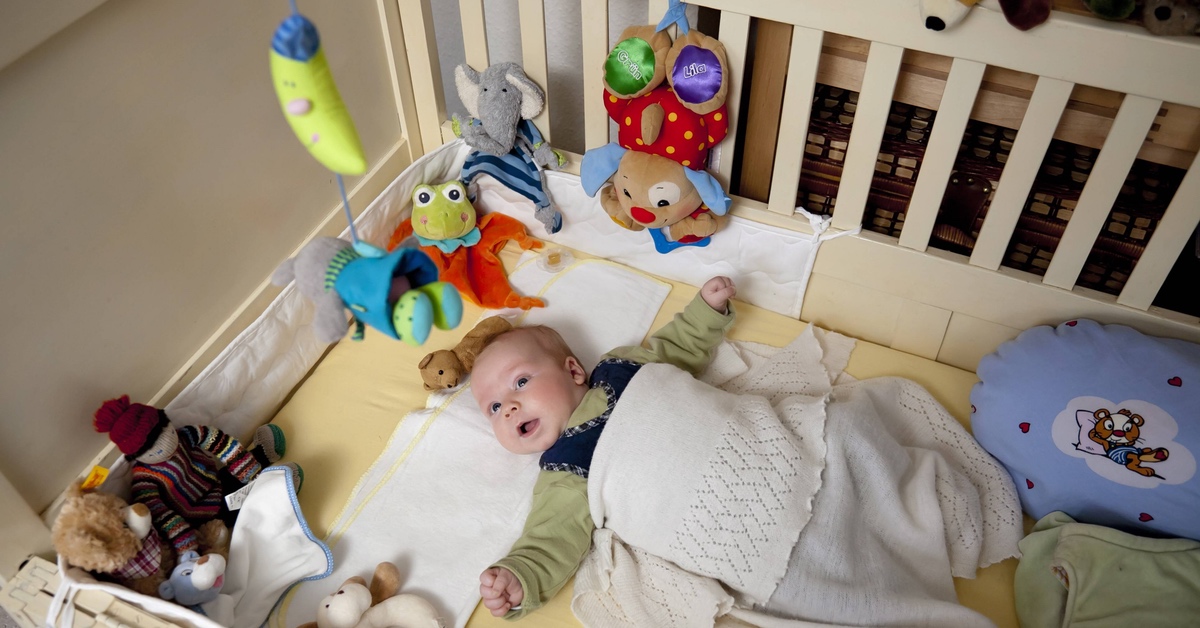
250,424,286,465
414,282,465,331
196,520,231,560
504,294,546,310
534,204,563,234
515,232,544,251
279,461,305,492
998,0,1053,29
391,289,435,346
369,562,403,606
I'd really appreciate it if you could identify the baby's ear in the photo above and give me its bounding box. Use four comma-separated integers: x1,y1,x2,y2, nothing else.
566,356,587,385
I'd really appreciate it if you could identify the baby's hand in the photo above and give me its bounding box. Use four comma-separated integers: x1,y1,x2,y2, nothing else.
701,276,736,314
480,567,524,617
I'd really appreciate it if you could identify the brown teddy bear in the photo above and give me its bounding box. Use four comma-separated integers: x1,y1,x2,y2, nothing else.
298,562,443,628
51,481,230,596
417,316,513,390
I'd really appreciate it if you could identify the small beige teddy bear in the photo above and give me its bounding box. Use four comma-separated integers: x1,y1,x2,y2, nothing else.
417,316,513,391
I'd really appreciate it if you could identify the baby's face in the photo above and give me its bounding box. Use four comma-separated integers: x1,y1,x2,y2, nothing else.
471,333,587,455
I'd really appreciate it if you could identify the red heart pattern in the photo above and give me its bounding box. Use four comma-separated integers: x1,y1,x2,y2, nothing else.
1019,422,1030,433
1169,377,1182,387
1139,513,1154,522
1066,321,1077,327
1026,479,1034,489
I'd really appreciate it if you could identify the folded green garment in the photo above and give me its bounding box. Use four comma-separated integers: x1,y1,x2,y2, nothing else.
1016,511,1200,627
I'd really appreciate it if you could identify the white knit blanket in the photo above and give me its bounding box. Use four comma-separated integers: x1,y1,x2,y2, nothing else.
573,329,1023,628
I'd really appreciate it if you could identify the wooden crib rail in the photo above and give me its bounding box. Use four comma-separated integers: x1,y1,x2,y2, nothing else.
682,0,1200,334
691,0,1200,108
968,77,1074,270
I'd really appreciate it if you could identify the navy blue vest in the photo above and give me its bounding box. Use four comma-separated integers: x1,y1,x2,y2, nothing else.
538,358,642,478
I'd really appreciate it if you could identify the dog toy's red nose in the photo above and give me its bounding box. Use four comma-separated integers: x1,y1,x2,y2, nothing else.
630,206,656,223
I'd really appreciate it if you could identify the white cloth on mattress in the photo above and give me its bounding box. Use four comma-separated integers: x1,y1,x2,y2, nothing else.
49,467,330,628
273,259,670,628
473,170,839,319
572,332,1023,628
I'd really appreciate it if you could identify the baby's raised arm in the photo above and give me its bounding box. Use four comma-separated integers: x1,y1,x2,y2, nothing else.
607,276,736,374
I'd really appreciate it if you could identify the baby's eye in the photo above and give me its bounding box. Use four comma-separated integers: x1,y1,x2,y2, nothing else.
516,377,529,388
490,402,501,414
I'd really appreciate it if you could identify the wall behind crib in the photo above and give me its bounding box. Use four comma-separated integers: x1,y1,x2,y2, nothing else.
0,0,404,520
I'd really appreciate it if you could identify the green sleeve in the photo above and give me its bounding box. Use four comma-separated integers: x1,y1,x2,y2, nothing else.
606,293,734,374
492,470,593,620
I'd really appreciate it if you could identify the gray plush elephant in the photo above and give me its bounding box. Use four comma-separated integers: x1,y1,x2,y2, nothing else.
455,62,564,234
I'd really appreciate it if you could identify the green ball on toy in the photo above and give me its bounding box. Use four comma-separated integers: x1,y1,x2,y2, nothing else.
1084,0,1137,20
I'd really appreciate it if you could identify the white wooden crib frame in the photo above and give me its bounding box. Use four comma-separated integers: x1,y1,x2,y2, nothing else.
4,0,1199,620
381,0,1200,369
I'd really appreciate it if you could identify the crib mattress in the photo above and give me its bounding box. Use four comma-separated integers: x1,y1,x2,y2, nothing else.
271,247,1018,628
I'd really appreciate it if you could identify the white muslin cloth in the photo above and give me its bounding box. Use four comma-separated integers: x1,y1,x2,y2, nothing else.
473,171,834,319
273,259,670,628
573,329,1023,628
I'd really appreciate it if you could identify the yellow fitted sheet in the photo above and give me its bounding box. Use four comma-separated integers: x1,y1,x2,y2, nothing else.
271,246,1018,628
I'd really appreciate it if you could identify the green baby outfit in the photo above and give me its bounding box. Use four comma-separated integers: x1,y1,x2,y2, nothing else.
1015,511,1200,627
491,294,733,619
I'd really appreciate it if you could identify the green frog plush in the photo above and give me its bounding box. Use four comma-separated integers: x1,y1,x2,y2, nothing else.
410,180,481,252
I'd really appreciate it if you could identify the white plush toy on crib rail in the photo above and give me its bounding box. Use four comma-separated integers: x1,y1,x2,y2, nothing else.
297,562,443,628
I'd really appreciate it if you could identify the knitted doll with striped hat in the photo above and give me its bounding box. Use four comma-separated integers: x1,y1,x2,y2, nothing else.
93,395,303,555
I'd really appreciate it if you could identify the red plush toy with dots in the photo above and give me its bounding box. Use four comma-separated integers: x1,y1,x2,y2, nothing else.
581,25,733,254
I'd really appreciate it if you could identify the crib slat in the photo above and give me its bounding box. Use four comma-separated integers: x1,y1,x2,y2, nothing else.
648,0,674,37
459,0,489,71
713,11,751,187
898,58,985,251
1042,94,1162,290
397,0,446,155
830,42,904,231
1118,154,1200,310
764,26,824,216
648,0,670,21
518,0,551,141
969,77,1073,270
374,0,424,159
582,0,609,150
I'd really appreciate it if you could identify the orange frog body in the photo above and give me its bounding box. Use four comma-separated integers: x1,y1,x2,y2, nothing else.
389,210,545,311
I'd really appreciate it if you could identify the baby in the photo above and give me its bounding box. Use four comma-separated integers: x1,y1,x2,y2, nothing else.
471,276,737,619
469,275,1017,627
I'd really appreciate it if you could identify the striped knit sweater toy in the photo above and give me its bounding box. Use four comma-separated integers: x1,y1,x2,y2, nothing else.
94,396,295,554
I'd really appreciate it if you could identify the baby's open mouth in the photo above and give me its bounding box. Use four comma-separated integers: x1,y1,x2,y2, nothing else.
518,419,540,438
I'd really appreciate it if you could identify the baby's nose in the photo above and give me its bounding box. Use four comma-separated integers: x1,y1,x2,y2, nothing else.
503,402,519,417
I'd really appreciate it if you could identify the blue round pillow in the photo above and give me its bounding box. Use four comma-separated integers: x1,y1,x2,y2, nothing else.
971,319,1200,540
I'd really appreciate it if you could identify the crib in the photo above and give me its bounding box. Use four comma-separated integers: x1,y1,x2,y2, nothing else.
2,0,1199,627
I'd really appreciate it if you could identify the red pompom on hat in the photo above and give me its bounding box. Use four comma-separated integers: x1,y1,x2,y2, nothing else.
94,395,165,456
